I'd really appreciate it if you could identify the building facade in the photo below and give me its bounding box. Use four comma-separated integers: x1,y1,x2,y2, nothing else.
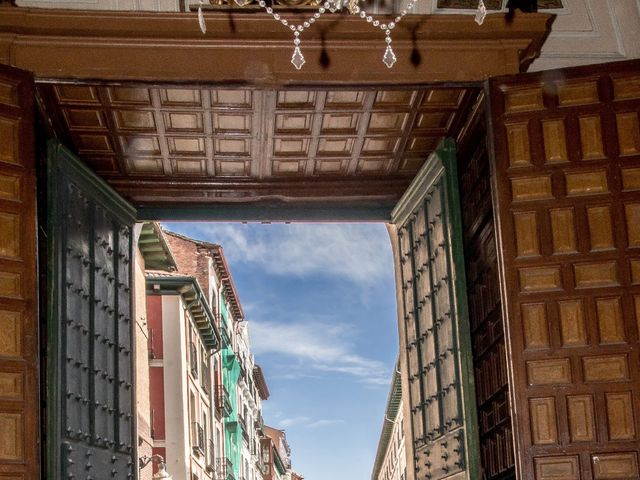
371,362,405,480
136,225,283,480
141,225,223,480
261,427,292,480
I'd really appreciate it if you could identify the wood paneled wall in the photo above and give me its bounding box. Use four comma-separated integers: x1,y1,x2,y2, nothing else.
489,59,640,480
0,65,39,479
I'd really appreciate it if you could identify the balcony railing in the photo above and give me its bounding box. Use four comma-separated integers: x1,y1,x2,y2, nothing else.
215,384,233,417
206,439,216,472
201,359,211,394
192,421,205,456
216,457,235,480
254,413,264,432
226,458,235,480
148,327,156,359
238,414,249,443
190,341,198,379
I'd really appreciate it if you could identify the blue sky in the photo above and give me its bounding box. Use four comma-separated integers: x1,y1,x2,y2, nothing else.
164,222,399,480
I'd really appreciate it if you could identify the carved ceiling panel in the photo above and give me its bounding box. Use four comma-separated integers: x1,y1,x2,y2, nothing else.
38,82,478,208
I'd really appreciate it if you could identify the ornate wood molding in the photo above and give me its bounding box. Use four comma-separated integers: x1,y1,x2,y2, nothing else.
0,8,552,84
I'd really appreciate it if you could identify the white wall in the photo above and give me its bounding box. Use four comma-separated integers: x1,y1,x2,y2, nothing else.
134,250,154,480
162,295,190,480
408,0,640,71
530,0,640,71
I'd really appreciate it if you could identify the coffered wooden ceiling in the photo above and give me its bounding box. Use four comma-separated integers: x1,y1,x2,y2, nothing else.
38,82,479,214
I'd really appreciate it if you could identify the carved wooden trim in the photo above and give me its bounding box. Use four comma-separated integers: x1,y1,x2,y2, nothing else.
0,9,552,84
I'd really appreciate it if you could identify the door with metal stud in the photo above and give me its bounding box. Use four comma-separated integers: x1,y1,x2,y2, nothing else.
390,139,481,480
47,142,137,479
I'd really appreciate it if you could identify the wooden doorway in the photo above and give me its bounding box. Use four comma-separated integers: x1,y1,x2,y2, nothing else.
9,10,640,480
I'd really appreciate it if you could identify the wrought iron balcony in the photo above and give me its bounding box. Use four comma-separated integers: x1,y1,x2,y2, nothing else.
238,414,249,443
192,421,205,456
215,384,233,417
201,359,211,394
206,439,216,472
215,457,227,480
148,327,156,359
190,341,198,379
254,413,264,432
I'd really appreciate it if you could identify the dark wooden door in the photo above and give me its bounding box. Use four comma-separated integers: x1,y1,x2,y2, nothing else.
47,142,137,479
488,59,640,480
0,64,39,479
390,139,481,480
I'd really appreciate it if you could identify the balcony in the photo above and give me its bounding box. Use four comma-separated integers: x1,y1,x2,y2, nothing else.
254,413,264,433
201,359,211,394
148,327,156,359
192,421,205,456
238,414,249,443
190,341,198,379
216,457,235,480
206,439,215,472
215,384,233,417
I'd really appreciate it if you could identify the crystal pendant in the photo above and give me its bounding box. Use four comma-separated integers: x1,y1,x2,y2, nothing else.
234,0,252,6
291,46,306,70
329,0,342,13
383,44,396,68
198,5,206,34
475,0,487,25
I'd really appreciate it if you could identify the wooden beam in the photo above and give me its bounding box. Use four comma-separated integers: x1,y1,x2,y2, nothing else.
0,7,552,84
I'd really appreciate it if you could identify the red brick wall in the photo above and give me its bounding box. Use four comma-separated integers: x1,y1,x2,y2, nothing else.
164,232,211,294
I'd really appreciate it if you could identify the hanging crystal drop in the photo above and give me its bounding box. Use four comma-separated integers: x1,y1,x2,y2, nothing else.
383,44,396,68
475,0,487,25
198,3,207,34
291,46,306,70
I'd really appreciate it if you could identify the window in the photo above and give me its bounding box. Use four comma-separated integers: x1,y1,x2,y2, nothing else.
201,348,211,393
189,323,198,379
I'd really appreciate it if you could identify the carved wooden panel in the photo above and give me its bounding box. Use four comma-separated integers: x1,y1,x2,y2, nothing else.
489,59,640,480
47,143,137,479
392,141,480,480
0,64,38,479
38,83,476,207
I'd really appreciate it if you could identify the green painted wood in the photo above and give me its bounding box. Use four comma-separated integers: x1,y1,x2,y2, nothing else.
391,139,481,480
47,141,138,480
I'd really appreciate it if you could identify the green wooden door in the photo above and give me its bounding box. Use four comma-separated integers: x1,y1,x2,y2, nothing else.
391,139,480,480
47,141,137,479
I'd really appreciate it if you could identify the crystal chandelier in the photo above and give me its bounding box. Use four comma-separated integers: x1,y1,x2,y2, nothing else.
197,0,488,70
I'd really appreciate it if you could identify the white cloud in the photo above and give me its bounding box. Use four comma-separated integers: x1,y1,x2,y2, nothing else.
179,223,393,285
307,419,344,428
279,416,312,428
278,416,344,429
249,317,390,386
